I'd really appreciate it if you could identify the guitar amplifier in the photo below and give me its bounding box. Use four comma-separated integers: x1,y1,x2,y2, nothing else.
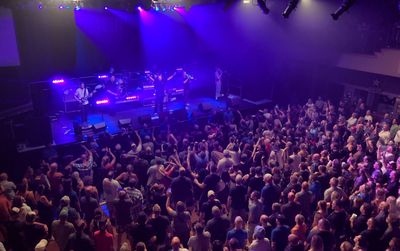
63,89,80,113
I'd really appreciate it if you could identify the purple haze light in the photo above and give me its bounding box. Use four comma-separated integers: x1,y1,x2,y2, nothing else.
96,99,109,105
138,6,143,12
52,79,65,84
98,74,108,79
59,5,63,9
104,6,108,10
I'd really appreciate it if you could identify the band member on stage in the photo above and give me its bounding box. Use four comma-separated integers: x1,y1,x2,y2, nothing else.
215,67,223,99
169,68,194,105
147,72,165,114
75,82,91,123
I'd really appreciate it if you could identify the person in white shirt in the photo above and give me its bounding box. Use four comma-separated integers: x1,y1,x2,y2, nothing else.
364,110,373,123
347,113,358,128
249,226,272,251
74,82,90,123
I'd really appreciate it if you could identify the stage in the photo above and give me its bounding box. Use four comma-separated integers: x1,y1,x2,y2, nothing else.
48,95,271,147
50,96,232,146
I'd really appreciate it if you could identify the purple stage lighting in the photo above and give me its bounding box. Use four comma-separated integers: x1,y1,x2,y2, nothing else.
138,6,143,11
98,75,108,79
96,99,109,105
38,4,43,9
52,79,65,84
143,85,155,90
59,5,64,9
104,6,108,10
126,95,139,100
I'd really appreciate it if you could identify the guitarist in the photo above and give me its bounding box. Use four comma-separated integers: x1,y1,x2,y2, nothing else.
74,82,91,123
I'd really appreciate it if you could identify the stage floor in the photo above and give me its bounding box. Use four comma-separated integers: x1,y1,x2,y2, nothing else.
51,97,228,146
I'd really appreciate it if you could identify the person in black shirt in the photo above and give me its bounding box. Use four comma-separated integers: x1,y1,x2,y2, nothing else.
261,174,281,215
281,192,302,228
359,218,381,251
307,219,335,251
205,206,231,243
22,212,48,251
227,174,247,223
327,199,347,240
147,204,170,246
194,165,220,205
170,167,193,206
66,220,95,251
247,167,264,195
127,212,155,248
200,190,222,224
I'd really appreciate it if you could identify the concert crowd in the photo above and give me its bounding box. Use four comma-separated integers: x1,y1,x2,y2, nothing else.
2,95,400,251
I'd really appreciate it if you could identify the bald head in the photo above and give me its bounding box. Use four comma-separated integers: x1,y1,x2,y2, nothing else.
263,173,272,184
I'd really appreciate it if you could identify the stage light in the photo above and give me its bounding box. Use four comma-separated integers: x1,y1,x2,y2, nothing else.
257,0,269,14
38,4,43,9
98,75,108,79
138,6,143,11
59,5,64,9
75,6,80,10
126,95,139,100
282,0,299,18
104,6,108,10
331,0,356,20
52,79,65,84
243,0,251,4
96,99,109,105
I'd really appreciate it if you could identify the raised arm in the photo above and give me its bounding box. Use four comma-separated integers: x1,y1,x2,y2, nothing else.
108,148,116,167
165,192,176,216
135,130,143,153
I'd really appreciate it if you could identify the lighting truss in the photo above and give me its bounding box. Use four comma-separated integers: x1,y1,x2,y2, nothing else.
151,0,185,11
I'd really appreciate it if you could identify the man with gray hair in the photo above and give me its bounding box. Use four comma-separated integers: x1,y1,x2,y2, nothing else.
205,206,230,243
261,173,281,215
227,174,247,223
226,216,248,249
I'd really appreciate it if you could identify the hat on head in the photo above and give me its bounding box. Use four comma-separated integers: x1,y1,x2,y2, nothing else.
61,196,70,203
253,225,265,239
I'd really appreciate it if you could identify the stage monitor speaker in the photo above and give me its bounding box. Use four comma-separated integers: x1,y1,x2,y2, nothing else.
93,122,106,131
118,118,132,128
25,116,53,146
199,102,213,112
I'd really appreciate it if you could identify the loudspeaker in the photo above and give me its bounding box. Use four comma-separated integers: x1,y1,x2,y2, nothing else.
118,118,132,128
93,122,106,131
199,102,213,112
30,82,52,116
25,116,53,146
